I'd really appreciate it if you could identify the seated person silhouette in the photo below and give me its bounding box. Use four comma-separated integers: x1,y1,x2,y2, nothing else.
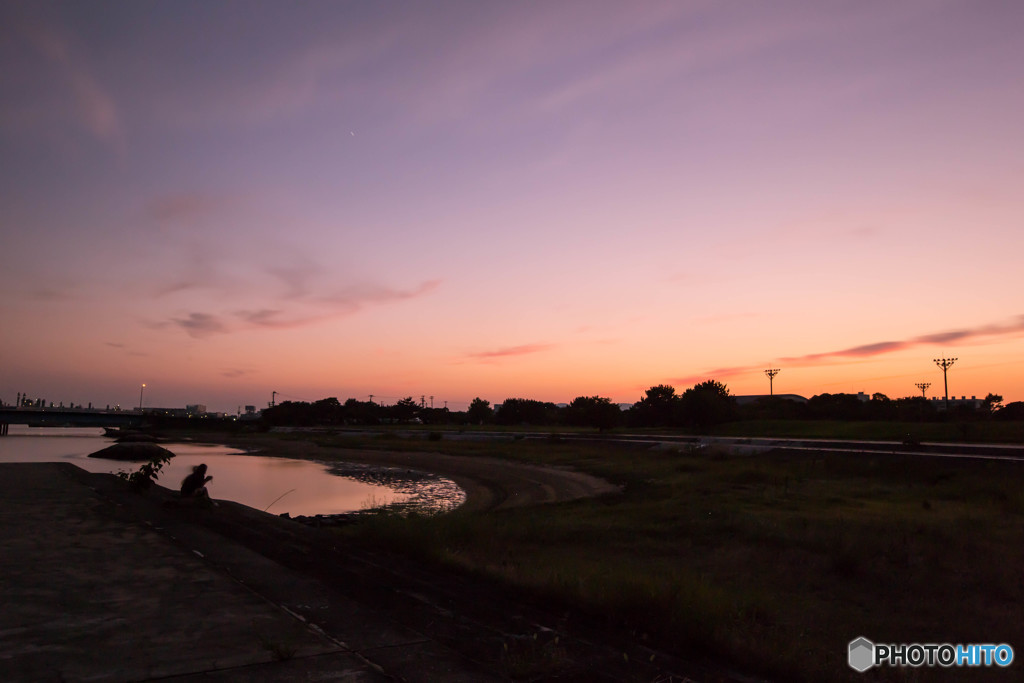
180,463,214,505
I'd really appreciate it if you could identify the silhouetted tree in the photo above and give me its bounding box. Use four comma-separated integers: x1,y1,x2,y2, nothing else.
495,398,559,426
391,397,421,423
565,396,621,431
983,393,1004,415
344,398,381,425
419,407,451,425
995,401,1024,421
312,397,344,424
893,396,937,422
466,397,493,425
629,384,681,427
680,380,735,429
737,396,806,421
261,400,315,426
807,393,866,420
865,393,897,420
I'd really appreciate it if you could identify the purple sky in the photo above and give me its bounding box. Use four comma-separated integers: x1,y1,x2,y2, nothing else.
2,1,1023,412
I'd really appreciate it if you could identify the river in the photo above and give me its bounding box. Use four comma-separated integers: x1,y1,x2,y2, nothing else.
0,426,464,516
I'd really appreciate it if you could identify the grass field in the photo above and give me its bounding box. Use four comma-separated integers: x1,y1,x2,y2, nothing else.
313,432,1024,682
711,418,1024,444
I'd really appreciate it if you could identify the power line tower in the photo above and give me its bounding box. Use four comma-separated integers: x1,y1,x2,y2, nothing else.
914,382,931,399
764,368,781,396
933,357,957,411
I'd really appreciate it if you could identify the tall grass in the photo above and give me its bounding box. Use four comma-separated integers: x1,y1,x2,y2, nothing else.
330,437,1024,681
714,418,1024,443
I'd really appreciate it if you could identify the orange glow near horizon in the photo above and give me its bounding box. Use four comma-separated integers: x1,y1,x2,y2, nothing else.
2,2,1023,412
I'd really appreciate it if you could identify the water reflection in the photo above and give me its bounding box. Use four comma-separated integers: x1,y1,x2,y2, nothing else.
0,426,463,516
325,462,465,514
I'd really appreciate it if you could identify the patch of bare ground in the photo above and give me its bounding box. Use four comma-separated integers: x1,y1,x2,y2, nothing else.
221,434,622,512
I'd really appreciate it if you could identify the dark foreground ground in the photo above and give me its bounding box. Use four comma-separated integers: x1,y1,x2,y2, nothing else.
0,462,760,682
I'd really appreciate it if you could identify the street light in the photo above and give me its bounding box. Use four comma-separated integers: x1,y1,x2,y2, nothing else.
139,383,146,412
764,368,781,396
933,358,957,411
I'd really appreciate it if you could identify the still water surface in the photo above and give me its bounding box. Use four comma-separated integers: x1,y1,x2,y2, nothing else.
0,426,463,516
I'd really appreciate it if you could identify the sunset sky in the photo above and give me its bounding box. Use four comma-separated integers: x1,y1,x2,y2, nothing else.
2,1,1023,413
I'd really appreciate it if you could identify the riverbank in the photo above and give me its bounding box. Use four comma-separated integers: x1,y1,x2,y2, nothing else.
1,461,717,682
89,428,1024,680
214,432,622,512
220,430,1024,682
0,462,390,681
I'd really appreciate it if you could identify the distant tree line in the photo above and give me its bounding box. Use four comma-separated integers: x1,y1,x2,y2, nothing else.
259,384,1022,430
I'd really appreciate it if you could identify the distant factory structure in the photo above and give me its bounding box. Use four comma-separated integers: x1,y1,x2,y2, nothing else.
143,404,233,419
928,395,984,410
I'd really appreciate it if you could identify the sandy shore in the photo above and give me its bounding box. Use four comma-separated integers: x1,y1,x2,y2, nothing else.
218,434,621,512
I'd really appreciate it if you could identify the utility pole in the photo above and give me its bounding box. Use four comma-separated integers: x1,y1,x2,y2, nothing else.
271,391,277,408
368,394,374,404
915,382,931,399
764,368,781,396
934,357,957,411
429,395,434,409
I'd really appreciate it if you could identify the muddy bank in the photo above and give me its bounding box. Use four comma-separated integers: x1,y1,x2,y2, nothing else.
216,434,621,512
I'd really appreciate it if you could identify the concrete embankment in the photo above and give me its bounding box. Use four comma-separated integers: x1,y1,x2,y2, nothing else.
1,461,727,683
0,462,493,682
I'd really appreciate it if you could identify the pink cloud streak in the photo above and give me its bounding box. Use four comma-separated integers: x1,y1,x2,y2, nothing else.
165,279,442,338
465,343,556,363
671,314,1024,385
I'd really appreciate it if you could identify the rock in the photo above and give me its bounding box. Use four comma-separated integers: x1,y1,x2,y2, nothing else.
88,442,176,461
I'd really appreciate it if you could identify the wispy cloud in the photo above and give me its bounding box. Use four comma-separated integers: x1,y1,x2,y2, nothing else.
782,315,1024,364
318,279,442,308
172,312,228,337
268,260,322,300
145,193,229,223
105,341,148,358
464,343,556,363
28,286,76,301
671,315,1024,385
166,278,442,338
669,363,765,386
23,24,124,150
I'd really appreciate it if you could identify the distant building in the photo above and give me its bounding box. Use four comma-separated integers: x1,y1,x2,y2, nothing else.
239,405,261,421
930,395,984,410
146,407,189,418
185,404,207,416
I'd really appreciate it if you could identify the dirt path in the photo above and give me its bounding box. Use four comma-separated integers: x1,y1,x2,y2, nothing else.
222,435,622,511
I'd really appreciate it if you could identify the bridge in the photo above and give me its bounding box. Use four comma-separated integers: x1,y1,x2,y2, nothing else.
0,407,146,435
